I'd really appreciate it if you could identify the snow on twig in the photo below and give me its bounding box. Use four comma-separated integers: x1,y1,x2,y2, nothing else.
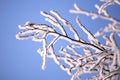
76,17,99,44
70,3,120,24
40,11,67,36
50,10,81,41
16,0,120,80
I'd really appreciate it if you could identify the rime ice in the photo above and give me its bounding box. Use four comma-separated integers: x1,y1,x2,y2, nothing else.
16,0,120,80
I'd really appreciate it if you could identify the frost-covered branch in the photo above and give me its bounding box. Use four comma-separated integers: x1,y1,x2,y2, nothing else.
16,0,120,80
70,3,120,24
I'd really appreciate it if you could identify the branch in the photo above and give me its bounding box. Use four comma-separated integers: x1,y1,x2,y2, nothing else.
16,1,120,80
40,11,67,36
70,3,120,24
50,10,81,41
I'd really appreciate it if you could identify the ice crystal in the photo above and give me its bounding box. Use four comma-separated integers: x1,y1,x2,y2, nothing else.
16,0,120,80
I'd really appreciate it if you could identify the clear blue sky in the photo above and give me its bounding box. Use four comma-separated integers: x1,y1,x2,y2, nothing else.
0,0,120,80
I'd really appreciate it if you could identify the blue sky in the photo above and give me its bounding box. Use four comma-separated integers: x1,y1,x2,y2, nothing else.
0,0,120,80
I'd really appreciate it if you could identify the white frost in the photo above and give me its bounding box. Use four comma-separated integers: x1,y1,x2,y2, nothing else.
16,1,120,80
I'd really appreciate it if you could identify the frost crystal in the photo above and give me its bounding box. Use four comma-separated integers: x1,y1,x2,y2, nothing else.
16,0,120,80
